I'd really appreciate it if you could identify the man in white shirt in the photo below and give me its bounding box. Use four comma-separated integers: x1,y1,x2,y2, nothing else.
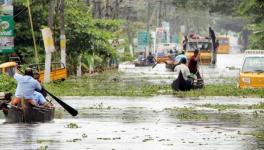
174,57,190,80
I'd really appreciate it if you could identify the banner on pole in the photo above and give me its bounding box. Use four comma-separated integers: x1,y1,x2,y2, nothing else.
41,27,55,53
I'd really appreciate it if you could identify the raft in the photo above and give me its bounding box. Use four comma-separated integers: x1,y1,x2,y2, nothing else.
0,93,55,123
171,71,204,91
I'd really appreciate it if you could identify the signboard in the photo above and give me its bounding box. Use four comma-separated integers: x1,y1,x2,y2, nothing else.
0,15,14,54
137,31,148,46
172,33,179,44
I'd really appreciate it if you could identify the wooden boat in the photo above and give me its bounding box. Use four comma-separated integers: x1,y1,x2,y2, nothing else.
0,92,55,123
171,71,204,91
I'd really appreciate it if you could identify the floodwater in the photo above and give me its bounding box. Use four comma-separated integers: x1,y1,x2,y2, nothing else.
1,96,264,150
1,38,259,150
119,37,243,84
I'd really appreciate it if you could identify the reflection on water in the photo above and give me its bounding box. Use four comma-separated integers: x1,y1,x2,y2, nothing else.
0,96,264,149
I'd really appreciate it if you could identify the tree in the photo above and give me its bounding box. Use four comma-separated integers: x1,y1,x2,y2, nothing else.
238,0,264,49
64,0,121,75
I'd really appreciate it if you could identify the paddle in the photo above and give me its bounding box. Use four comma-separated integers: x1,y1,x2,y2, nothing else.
42,87,78,116
17,68,78,116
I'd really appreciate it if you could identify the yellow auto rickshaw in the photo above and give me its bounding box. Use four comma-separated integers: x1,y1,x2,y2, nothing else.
0,62,67,83
29,63,67,83
0,62,17,76
239,50,264,88
186,38,212,65
217,36,230,54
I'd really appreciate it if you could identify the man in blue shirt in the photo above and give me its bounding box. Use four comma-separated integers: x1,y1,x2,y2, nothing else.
11,68,42,106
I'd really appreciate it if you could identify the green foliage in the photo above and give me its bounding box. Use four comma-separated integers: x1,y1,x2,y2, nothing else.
64,0,121,74
44,71,264,97
13,0,122,74
14,1,48,63
238,0,264,49
172,0,242,15
0,74,16,92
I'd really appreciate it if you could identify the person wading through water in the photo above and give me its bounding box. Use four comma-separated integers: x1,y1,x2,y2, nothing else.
209,27,217,65
188,49,201,79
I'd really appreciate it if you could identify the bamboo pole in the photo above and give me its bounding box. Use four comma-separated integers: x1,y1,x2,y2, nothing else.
27,0,39,64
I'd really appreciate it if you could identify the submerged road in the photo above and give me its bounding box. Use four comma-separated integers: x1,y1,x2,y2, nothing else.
119,38,244,84
0,96,264,150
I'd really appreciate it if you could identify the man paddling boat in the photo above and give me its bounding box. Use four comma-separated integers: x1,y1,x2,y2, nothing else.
11,68,50,107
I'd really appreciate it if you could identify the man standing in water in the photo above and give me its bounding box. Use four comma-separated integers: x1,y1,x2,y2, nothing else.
182,35,188,51
209,27,217,65
188,49,201,79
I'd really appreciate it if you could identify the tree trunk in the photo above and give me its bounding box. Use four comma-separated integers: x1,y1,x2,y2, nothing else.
77,54,82,77
44,0,55,83
59,0,66,68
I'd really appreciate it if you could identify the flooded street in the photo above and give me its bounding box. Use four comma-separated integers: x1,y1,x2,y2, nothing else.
1,0,262,149
1,96,264,150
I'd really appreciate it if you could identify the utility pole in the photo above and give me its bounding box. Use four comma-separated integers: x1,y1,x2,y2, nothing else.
126,5,133,57
146,0,151,56
59,0,66,68
157,0,162,27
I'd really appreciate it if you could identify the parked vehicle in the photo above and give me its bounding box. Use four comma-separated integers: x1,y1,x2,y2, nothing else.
186,38,212,65
239,50,264,88
29,62,67,83
217,36,230,54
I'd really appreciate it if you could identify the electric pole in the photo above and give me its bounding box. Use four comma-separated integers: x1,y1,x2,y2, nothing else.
157,0,162,27
146,0,151,56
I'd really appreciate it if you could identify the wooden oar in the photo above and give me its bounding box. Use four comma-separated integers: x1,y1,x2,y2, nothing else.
42,87,78,116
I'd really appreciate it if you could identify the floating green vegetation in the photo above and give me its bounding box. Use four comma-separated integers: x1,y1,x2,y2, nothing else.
87,103,111,110
36,139,60,144
37,145,48,150
198,104,249,111
199,103,264,111
66,138,82,142
97,137,121,141
42,71,264,97
82,133,88,138
165,107,209,121
66,123,80,129
245,131,264,140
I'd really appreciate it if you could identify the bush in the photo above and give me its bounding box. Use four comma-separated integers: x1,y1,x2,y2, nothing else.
0,74,16,92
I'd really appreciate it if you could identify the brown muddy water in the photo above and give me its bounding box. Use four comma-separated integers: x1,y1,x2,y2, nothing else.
1,96,264,150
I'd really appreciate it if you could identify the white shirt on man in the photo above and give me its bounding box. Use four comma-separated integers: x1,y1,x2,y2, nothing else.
174,64,190,80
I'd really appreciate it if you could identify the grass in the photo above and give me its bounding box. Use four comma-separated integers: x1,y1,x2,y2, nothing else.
43,71,264,97
198,103,264,111
164,107,209,121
